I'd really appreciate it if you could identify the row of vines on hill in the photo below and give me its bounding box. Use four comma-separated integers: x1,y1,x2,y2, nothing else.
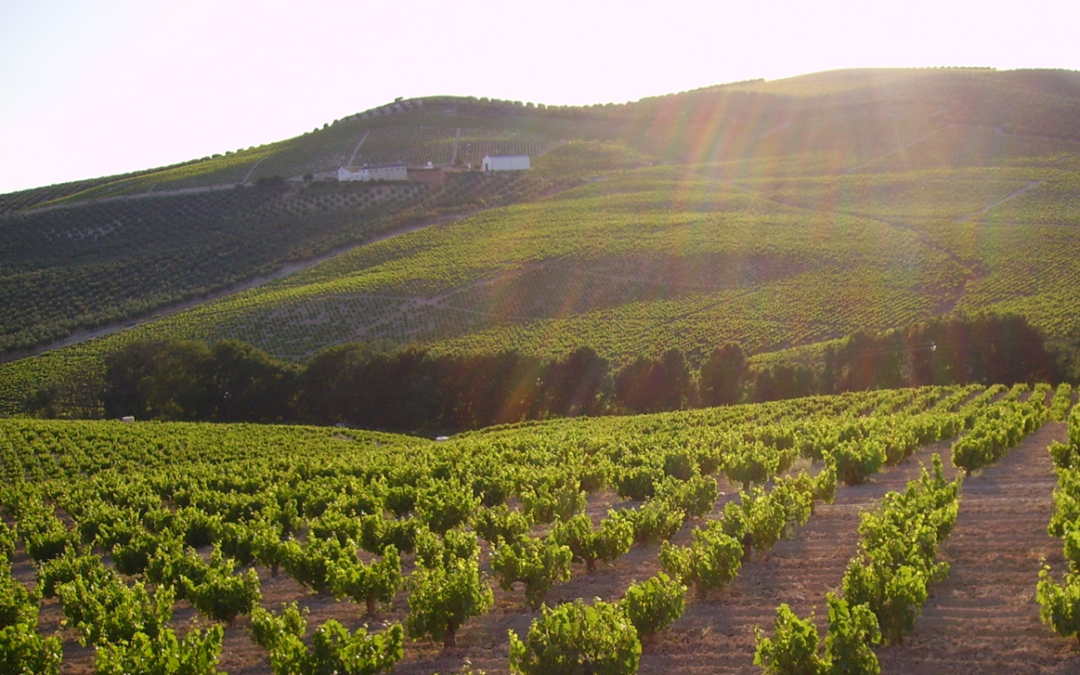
754,382,1053,674
2,383,1054,673
0,168,574,356
1039,400,1080,642
7,159,1080,421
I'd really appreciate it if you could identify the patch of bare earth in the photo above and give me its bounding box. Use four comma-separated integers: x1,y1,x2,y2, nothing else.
877,421,1080,674
633,439,960,675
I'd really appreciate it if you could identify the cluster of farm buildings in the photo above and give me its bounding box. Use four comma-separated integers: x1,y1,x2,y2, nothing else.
337,155,530,183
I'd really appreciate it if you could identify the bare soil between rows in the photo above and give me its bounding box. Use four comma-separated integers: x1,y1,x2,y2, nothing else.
877,421,1079,675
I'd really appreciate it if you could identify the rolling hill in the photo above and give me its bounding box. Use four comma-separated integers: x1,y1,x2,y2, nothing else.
4,67,1080,416
5,67,1080,675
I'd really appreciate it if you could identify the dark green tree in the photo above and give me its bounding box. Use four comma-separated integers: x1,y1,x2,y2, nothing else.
698,343,746,407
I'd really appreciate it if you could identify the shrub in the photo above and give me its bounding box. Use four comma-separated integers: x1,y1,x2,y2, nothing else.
417,483,480,534
184,563,261,624
406,553,492,647
250,603,305,648
614,465,663,501
95,625,224,675
753,593,880,675
36,547,109,600
491,537,573,609
659,520,742,597
830,440,884,486
725,442,778,490
1050,442,1079,470
621,573,686,638
414,527,478,569
473,505,531,545
626,500,684,544
251,603,403,675
508,600,640,675
551,513,633,571
654,474,719,520
328,545,402,615
145,538,209,599
520,482,586,524
754,603,824,675
0,623,62,675
56,575,173,647
0,566,36,629
813,464,838,505
822,593,881,675
1037,564,1080,643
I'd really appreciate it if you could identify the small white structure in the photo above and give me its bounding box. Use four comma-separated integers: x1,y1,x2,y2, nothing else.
482,155,530,171
338,162,408,182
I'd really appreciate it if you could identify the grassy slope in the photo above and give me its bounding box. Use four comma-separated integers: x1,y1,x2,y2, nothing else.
5,69,1080,413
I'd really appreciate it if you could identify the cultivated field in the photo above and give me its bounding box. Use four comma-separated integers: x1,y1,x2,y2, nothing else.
3,385,1079,673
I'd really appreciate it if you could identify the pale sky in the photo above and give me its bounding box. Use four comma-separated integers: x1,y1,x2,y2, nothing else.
2,0,1079,194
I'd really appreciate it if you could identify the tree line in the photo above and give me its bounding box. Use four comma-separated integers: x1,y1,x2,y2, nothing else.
754,314,1062,401
27,314,1067,433
88,340,747,432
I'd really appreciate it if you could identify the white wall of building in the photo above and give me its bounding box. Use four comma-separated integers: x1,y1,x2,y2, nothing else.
482,155,530,171
362,164,408,181
338,163,408,181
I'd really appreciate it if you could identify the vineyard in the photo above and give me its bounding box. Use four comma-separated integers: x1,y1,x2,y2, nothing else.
976,171,1080,226
0,184,414,355
0,384,1076,674
8,68,1080,672
0,178,130,217
0,155,583,361
8,136,1080,412
5,70,1080,409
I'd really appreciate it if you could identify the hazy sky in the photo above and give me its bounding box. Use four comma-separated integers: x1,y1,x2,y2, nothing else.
2,0,1079,194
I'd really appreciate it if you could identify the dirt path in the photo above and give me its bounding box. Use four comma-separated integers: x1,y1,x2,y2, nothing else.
241,156,267,183
877,421,1080,674
346,130,370,167
843,126,952,175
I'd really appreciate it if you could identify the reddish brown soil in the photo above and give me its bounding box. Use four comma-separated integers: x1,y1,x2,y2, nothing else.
630,439,966,675
29,424,1079,674
877,422,1080,674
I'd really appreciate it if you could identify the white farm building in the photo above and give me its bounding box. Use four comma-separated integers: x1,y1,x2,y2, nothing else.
482,155,530,171
338,162,408,182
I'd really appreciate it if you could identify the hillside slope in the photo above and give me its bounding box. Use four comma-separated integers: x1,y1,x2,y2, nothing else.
4,68,1080,414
